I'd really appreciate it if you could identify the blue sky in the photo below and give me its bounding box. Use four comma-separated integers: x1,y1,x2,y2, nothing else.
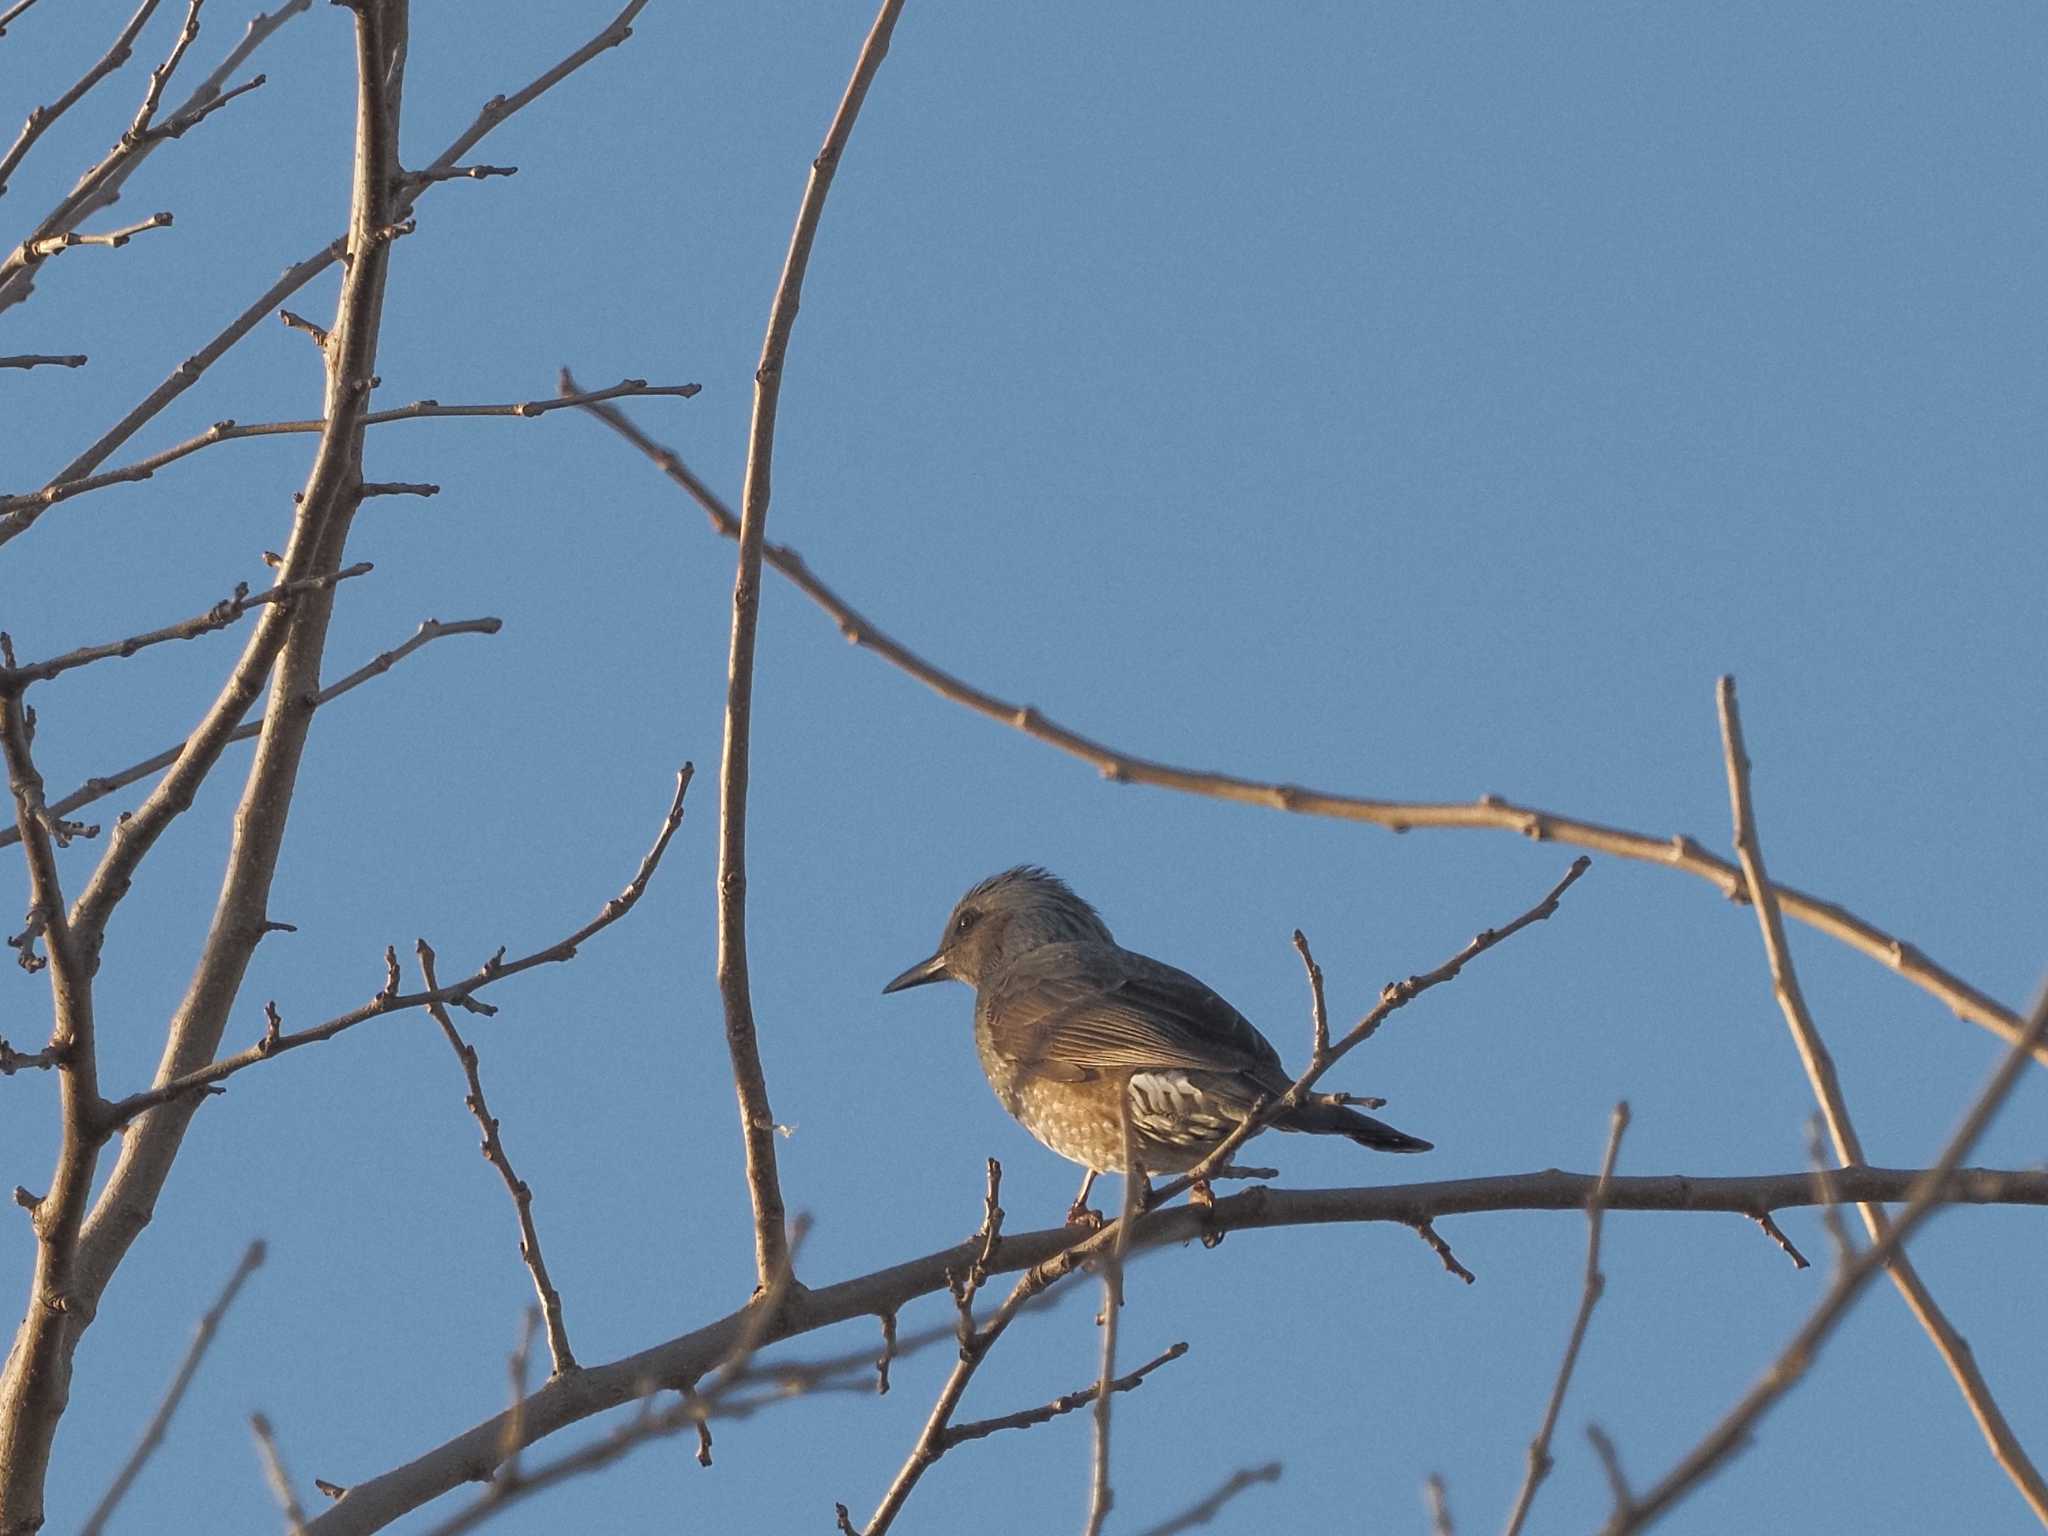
3,3,2045,1533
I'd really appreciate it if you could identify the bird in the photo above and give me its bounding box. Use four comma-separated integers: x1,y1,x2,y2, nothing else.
882,866,1430,1223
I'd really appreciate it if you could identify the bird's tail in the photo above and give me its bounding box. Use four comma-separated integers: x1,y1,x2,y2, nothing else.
1278,1098,1433,1153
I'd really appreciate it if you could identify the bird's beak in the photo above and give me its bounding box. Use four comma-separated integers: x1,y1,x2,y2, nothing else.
882,952,950,995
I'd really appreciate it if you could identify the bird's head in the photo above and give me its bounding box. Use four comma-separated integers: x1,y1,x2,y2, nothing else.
882,866,1113,993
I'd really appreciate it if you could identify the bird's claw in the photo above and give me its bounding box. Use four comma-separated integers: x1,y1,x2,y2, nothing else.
1066,1201,1107,1231
1190,1178,1226,1248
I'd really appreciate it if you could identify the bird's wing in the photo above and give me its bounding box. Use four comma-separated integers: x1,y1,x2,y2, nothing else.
984,944,1290,1087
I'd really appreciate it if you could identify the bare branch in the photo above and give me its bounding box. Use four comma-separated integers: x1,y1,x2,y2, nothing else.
126,0,205,140
0,616,496,854
14,16,412,1524
0,0,162,200
0,0,304,315
1292,928,1329,1060
0,353,86,369
1586,1427,1634,1523
0,1038,61,1074
400,163,515,186
1806,1120,1857,1270
716,0,907,1293
875,1310,896,1395
99,765,691,1130
944,1342,1187,1447
249,1412,308,1536
1717,675,2048,1520
418,941,575,1375
1131,1462,1282,1536
1411,1219,1475,1285
79,1239,266,1536
0,0,48,40
297,1161,2048,1536
1749,1210,1810,1270
1150,857,1592,1210
1502,1102,1629,1536
1425,1472,1454,1536
19,209,173,260
7,0,647,517
1085,1094,1146,1536
1,564,371,690
0,380,698,530
1605,985,2048,1534
572,391,2042,1068
0,684,104,1522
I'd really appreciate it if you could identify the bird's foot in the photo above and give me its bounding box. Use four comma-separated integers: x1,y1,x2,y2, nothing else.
1065,1201,1106,1231
1189,1178,1226,1249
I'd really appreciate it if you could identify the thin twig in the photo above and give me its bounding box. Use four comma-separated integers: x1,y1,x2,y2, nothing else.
0,381,698,523
1,565,371,690
1586,1426,1633,1520
568,389,2043,1069
944,1342,1187,1447
127,0,206,140
1806,1120,1857,1270
1426,1472,1455,1536
0,616,499,854
1604,984,2048,1534
0,0,49,39
20,209,173,259
1717,675,2048,1521
249,1411,308,1535
1085,1090,1145,1536
0,0,162,199
1130,1462,1282,1536
0,0,303,315
716,0,906,1294
419,942,575,1375
0,353,86,369
1502,1102,1629,1536
2,0,648,536
875,1311,897,1394
80,1239,266,1536
1151,857,1592,1210
100,765,692,1129
1748,1210,1809,1270
1412,1220,1476,1284
497,1308,539,1481
1292,929,1330,1060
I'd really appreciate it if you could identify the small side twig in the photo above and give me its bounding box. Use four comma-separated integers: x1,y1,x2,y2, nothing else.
1084,1090,1145,1536
1717,675,2048,1520
1151,857,1592,1209
1603,984,2048,1534
0,616,501,853
79,1239,266,1536
1410,1219,1475,1285
0,353,86,369
1587,1425,1635,1522
1130,1462,1283,1536
249,1412,308,1536
1292,928,1330,1059
943,1341,1187,1447
0,380,699,523
419,940,575,1375
1748,1209,1809,1270
1502,1102,1629,1536
0,564,371,689
875,1310,897,1395
1425,1471,1455,1536
100,765,691,1127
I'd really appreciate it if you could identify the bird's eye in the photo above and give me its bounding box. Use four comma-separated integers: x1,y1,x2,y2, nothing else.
952,909,980,936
